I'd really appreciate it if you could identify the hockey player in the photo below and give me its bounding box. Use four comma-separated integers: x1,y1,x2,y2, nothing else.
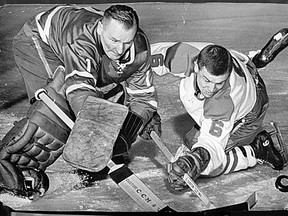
0,5,161,199
150,28,288,192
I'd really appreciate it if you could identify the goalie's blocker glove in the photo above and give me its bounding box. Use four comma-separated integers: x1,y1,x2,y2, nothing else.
166,147,210,192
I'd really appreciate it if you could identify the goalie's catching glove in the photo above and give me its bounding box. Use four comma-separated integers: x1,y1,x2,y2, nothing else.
166,147,210,192
139,112,161,140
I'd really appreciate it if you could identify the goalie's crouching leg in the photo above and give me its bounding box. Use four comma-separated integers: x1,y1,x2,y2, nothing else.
0,117,54,199
0,81,73,198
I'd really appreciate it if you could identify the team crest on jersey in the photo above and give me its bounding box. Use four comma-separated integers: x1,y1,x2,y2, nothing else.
116,62,126,74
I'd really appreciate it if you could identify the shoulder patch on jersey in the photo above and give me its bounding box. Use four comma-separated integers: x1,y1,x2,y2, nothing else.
203,81,234,121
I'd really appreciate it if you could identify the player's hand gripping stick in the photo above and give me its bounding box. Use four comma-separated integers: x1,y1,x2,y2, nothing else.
150,131,214,208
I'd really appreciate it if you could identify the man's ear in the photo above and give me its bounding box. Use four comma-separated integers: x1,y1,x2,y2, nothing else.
184,59,198,77
97,20,103,35
194,61,199,73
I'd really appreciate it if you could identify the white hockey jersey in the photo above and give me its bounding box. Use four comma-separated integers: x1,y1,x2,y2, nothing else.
151,42,258,175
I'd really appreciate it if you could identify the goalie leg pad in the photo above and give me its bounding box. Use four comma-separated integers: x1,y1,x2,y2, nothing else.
0,105,70,171
121,111,144,144
111,111,144,164
0,159,25,196
0,113,68,198
111,133,131,165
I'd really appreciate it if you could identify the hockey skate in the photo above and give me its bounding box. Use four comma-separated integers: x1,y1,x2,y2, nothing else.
269,121,288,166
250,122,288,170
21,167,49,200
252,28,288,68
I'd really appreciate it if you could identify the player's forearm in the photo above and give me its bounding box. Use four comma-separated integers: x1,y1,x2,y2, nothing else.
191,137,226,176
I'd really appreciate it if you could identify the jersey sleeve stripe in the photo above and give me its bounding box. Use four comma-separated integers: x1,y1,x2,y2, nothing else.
126,86,155,95
65,70,96,83
148,100,158,108
35,6,69,44
66,83,96,95
145,70,152,87
35,12,48,44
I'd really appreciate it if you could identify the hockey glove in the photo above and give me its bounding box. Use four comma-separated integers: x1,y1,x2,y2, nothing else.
166,147,210,192
139,112,162,140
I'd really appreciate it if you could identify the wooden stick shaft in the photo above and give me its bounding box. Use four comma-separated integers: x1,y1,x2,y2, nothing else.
35,89,74,129
107,160,172,212
150,131,175,162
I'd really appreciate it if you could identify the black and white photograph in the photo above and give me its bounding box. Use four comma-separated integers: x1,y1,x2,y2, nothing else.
0,0,288,215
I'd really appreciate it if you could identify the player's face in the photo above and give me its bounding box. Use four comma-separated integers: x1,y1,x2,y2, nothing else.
196,66,229,98
97,18,137,61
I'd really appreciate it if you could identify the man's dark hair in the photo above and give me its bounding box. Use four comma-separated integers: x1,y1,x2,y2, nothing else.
197,44,233,76
103,5,139,29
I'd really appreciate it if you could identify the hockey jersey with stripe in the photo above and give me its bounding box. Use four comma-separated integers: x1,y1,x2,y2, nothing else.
24,5,157,121
151,42,257,175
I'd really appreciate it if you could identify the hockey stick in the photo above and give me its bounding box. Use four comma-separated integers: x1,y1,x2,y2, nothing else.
107,160,174,212
35,89,74,129
35,89,175,212
2,196,254,216
150,131,214,208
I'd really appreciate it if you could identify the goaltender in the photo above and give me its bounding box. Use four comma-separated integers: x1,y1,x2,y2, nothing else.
0,4,161,199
